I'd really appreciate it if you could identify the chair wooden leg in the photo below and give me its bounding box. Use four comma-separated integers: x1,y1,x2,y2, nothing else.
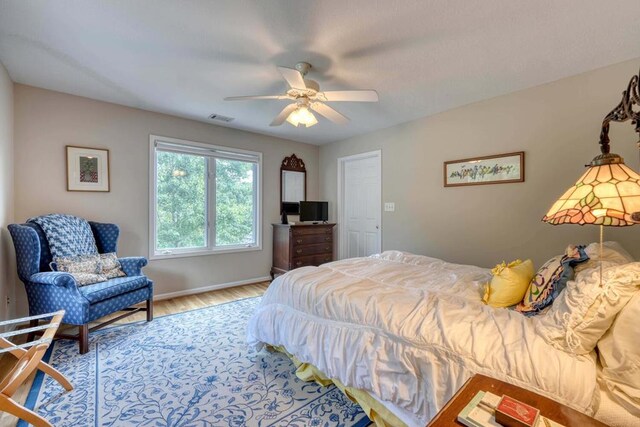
26,319,38,343
79,324,89,354
0,395,52,427
146,298,153,322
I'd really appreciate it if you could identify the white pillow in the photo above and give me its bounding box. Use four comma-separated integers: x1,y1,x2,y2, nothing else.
535,262,640,355
575,241,635,282
597,292,640,415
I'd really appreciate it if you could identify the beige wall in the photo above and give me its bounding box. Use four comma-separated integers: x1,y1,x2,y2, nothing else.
11,58,640,315
0,62,14,321
13,85,319,313
320,58,640,268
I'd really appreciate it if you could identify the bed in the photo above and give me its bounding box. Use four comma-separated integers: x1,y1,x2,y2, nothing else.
247,250,639,426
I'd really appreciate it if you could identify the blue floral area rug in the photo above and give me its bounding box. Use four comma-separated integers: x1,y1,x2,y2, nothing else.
20,297,371,427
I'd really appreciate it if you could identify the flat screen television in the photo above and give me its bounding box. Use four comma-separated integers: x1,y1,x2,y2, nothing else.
299,201,328,223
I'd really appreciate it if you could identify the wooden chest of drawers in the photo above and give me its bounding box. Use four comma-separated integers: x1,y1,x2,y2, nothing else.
271,223,336,279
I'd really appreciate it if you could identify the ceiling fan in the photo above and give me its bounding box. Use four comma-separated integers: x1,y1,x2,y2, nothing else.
224,62,378,128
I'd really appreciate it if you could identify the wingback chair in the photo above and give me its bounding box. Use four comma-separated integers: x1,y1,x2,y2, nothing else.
8,221,153,354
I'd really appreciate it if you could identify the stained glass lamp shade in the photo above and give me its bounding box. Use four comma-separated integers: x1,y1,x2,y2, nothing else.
543,153,640,226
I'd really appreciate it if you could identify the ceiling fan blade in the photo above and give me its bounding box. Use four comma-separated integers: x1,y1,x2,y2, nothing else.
224,95,289,101
310,102,349,125
316,90,379,102
277,66,307,90
270,104,299,126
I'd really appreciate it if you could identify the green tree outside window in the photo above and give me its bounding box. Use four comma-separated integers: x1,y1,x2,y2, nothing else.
156,151,207,249
156,152,256,250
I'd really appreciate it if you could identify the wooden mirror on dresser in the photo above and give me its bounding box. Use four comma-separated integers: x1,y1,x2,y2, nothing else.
273,154,336,279
280,154,306,214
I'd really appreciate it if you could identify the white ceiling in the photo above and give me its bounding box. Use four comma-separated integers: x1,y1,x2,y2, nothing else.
1,1,640,145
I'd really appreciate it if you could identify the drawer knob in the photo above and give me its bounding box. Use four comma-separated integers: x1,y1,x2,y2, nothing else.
296,249,303,254
325,247,330,251
325,257,330,262
296,239,303,244
296,261,302,266
325,237,331,241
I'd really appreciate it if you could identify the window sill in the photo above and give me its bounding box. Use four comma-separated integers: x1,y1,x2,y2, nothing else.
149,245,262,261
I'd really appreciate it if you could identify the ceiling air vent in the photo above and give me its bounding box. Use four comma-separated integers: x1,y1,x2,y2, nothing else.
209,113,234,123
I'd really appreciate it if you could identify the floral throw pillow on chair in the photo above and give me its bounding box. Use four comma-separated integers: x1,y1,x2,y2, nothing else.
100,253,126,279
52,252,126,286
53,254,106,286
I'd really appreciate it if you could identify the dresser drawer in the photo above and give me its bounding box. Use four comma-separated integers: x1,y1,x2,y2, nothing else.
291,253,333,268
292,227,334,236
292,243,332,256
272,223,336,279
292,234,333,245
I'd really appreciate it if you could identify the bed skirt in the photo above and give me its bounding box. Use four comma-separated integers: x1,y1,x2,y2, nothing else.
268,345,407,427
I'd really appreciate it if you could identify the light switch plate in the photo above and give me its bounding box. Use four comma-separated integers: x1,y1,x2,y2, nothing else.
384,202,395,212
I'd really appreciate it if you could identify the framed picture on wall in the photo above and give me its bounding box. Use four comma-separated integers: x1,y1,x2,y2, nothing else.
66,145,110,192
444,151,525,187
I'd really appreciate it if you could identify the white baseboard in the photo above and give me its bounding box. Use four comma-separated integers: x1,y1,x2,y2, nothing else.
154,276,271,301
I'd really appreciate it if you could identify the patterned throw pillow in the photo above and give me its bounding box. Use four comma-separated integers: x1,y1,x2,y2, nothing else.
516,245,589,316
52,254,107,286
100,253,126,279
53,254,101,274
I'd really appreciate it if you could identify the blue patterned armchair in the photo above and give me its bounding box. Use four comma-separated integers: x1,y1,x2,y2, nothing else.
8,221,153,354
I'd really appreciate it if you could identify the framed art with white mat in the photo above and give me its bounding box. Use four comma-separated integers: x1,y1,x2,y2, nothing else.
444,151,524,187
66,145,110,192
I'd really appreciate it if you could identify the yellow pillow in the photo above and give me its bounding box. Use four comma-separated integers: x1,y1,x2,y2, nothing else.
482,259,535,308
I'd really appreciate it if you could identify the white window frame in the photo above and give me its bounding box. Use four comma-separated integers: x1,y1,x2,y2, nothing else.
149,135,262,260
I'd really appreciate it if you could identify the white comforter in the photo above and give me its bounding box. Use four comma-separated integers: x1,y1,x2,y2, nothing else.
247,251,598,426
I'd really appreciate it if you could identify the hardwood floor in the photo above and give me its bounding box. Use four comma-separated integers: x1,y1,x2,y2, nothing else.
0,281,269,427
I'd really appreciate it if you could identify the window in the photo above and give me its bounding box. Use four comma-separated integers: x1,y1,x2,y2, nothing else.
150,135,261,259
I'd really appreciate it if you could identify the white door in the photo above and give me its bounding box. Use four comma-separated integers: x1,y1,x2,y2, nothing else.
338,151,381,259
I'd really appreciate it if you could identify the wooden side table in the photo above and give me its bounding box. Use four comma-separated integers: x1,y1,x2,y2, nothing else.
427,374,607,427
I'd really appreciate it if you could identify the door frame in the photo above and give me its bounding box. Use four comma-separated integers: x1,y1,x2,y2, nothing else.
337,150,382,260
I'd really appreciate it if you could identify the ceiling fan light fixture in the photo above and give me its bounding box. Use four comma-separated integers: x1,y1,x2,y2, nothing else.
225,62,378,127
286,105,318,128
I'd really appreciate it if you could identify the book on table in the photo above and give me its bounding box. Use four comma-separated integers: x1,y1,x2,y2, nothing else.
457,391,565,427
457,391,501,427
495,395,540,427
